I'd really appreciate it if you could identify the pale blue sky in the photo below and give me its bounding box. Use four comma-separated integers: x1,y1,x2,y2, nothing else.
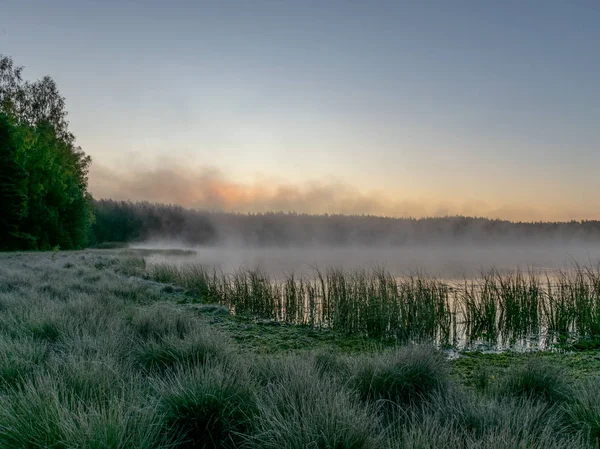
2,0,599,219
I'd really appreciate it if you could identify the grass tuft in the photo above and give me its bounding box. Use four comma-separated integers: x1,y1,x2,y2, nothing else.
497,357,573,404
566,376,600,447
136,328,230,372
351,345,450,407
155,359,256,449
248,358,380,449
0,337,48,389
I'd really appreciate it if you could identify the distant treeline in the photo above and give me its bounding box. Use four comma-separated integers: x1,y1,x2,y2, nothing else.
90,199,600,247
0,56,92,250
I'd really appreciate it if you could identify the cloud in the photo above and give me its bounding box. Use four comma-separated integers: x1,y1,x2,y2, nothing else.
88,163,582,221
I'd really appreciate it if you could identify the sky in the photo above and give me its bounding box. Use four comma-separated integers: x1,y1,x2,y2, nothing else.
1,0,599,221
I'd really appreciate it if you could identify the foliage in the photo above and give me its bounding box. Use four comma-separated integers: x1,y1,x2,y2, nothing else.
0,55,92,250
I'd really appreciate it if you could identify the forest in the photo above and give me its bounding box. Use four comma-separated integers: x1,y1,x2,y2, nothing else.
0,56,92,250
90,198,600,247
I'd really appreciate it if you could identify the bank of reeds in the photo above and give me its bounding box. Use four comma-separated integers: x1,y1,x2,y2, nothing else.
143,261,600,347
146,263,453,344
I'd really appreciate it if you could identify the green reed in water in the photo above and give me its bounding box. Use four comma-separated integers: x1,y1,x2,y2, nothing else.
143,261,600,348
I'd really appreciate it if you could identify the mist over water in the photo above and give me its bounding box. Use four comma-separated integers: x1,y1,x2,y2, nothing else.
134,241,600,279
96,200,600,279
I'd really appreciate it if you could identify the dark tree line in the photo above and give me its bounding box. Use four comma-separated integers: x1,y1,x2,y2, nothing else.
90,200,217,245
0,56,92,250
90,199,600,247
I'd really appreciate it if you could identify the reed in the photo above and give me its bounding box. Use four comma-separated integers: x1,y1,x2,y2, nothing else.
143,262,600,347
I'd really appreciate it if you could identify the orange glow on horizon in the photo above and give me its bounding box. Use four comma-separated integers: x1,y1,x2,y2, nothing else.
88,164,600,223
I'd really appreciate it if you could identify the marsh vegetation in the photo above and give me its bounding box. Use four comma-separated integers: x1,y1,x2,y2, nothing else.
1,250,600,448
138,259,600,350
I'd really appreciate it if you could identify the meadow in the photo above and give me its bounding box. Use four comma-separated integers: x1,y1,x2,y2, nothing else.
1,249,600,448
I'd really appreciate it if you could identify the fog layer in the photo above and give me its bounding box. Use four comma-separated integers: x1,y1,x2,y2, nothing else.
91,200,600,278
136,242,600,279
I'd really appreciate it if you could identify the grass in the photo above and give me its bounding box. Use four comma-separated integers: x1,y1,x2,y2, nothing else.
497,357,573,404
568,377,600,447
387,393,588,449
0,250,599,448
0,336,49,389
249,357,380,449
350,344,450,408
154,360,256,448
143,263,454,342
135,328,230,372
138,260,600,349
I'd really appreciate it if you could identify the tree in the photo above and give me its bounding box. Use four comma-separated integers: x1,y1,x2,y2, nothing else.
0,114,34,249
0,55,93,250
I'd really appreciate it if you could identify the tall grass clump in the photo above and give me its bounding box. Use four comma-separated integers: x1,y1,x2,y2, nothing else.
248,358,380,449
228,269,280,318
154,359,256,449
59,392,162,449
496,357,573,405
46,352,128,404
128,301,231,372
135,327,230,372
386,390,588,449
459,269,544,346
116,256,146,277
387,410,587,449
128,303,197,341
0,376,69,448
0,337,48,389
350,345,450,408
143,263,456,343
460,275,499,344
545,266,600,340
314,350,351,379
566,376,600,447
0,374,162,449
321,269,452,343
148,263,223,304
